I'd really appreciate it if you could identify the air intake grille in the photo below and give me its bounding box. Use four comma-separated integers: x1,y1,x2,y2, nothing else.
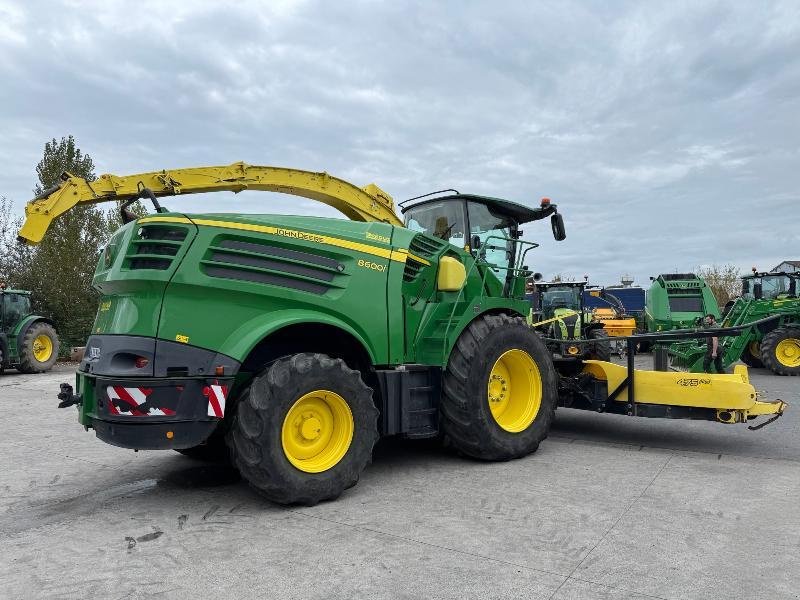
403,234,444,282
202,239,346,295
125,225,189,271
409,234,446,258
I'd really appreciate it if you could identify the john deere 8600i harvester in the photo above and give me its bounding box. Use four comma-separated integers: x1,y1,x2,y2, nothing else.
20,163,787,504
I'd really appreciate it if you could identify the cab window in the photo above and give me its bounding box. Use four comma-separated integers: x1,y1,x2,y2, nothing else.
2,294,28,328
466,201,515,272
404,201,466,250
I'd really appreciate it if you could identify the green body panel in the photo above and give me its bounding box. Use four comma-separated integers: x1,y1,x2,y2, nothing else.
644,274,719,332
89,212,532,372
75,204,541,433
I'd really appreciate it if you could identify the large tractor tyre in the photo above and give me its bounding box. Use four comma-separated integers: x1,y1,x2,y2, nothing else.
17,322,59,374
176,432,231,462
587,329,612,362
227,353,379,505
760,326,800,376
441,313,558,461
740,341,764,369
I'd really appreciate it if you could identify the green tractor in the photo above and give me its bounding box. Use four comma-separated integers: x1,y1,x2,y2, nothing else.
22,163,787,505
0,285,60,374
669,271,800,375
529,281,611,367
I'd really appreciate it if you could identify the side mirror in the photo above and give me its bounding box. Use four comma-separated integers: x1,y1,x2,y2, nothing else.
551,213,566,241
471,235,482,250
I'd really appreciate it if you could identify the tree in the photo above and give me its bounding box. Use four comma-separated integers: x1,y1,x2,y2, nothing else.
0,197,34,290
7,136,113,350
696,264,741,309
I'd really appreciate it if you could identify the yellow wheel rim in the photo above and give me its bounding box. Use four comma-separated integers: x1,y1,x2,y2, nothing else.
32,334,53,362
775,338,800,368
487,349,542,433
281,390,354,473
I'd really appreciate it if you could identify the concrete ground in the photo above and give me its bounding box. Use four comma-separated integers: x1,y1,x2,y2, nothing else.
1,363,798,600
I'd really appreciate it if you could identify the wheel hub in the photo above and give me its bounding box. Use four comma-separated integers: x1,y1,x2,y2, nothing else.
776,338,800,367
32,334,53,362
488,374,507,403
300,416,322,440
486,349,543,433
281,390,354,473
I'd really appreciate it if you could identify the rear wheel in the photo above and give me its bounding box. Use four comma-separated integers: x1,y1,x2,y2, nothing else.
761,326,800,376
588,328,611,362
18,322,59,374
227,353,379,505
740,341,763,368
441,313,557,461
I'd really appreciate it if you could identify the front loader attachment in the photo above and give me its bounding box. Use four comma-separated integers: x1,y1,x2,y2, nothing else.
667,340,706,370
580,361,787,426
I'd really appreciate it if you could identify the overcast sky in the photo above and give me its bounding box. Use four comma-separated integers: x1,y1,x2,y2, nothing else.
1,0,798,285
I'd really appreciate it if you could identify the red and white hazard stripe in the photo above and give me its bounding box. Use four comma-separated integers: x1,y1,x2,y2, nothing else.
106,386,175,416
204,383,227,418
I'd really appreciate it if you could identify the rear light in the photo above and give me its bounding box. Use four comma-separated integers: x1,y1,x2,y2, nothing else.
134,357,149,369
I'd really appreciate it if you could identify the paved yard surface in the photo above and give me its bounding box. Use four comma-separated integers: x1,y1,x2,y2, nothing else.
1,364,798,599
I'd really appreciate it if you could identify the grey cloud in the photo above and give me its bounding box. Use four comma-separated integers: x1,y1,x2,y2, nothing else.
1,0,798,286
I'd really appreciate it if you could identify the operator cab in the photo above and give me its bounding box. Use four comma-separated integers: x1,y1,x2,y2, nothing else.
401,193,565,278
0,288,32,331
742,272,798,300
534,281,586,321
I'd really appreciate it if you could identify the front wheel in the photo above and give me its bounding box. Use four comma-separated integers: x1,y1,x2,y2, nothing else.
740,341,763,369
227,353,379,505
587,328,611,362
760,326,800,376
441,313,558,461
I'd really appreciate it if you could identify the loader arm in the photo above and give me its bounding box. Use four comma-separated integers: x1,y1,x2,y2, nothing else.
19,162,403,244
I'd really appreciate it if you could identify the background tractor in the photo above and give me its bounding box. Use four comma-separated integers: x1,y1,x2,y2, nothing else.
529,281,611,366
0,285,59,373
669,271,800,375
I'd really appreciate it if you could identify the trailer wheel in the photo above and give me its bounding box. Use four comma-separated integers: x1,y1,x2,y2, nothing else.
17,321,59,373
588,329,611,362
761,326,800,376
441,313,557,461
227,353,378,505
740,341,763,369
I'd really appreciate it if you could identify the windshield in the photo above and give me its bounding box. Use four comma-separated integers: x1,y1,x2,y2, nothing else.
1,293,30,328
467,201,515,272
404,201,466,250
540,286,582,317
743,275,796,299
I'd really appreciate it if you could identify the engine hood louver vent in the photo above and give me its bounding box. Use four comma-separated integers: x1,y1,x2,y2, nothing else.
201,238,347,295
409,234,446,258
125,224,189,271
403,234,444,282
